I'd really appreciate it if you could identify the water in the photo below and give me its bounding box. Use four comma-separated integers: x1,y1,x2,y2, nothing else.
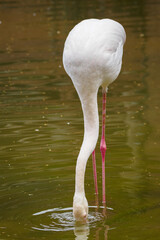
32,206,111,232
0,0,160,239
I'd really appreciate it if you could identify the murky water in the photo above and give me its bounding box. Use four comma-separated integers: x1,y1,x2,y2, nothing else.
0,0,160,239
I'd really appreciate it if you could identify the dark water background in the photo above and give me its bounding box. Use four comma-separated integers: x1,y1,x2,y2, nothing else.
0,0,160,239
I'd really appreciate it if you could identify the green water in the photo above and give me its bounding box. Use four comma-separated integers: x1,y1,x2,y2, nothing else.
0,0,160,239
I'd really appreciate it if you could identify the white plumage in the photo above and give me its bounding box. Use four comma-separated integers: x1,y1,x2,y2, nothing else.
63,18,126,221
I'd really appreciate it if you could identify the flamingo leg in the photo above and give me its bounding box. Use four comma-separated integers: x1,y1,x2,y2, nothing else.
100,88,107,203
92,150,98,195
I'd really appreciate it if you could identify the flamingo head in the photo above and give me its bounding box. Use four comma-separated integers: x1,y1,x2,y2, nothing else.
73,193,88,222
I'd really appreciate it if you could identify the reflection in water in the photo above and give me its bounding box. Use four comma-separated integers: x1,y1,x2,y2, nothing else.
74,223,109,240
74,223,89,240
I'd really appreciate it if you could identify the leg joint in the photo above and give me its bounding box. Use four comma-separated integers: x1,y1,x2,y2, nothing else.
100,139,107,152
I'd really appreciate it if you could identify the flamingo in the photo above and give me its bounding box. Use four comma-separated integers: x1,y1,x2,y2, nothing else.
63,18,126,221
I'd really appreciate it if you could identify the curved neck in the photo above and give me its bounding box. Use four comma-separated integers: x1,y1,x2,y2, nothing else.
75,90,99,194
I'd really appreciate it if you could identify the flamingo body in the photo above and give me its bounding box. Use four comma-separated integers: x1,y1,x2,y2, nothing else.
63,18,126,221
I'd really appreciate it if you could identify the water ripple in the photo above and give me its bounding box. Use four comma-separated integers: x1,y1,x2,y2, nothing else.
32,206,113,232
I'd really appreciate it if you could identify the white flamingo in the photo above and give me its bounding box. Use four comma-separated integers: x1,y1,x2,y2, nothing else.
63,18,126,221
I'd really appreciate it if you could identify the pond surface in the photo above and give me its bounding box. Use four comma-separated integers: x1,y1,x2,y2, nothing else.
0,0,160,239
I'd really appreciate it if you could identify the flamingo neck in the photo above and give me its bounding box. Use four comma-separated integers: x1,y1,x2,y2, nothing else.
75,91,99,194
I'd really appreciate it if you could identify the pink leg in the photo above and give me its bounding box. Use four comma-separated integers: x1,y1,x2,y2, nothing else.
100,88,107,203
92,150,98,195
